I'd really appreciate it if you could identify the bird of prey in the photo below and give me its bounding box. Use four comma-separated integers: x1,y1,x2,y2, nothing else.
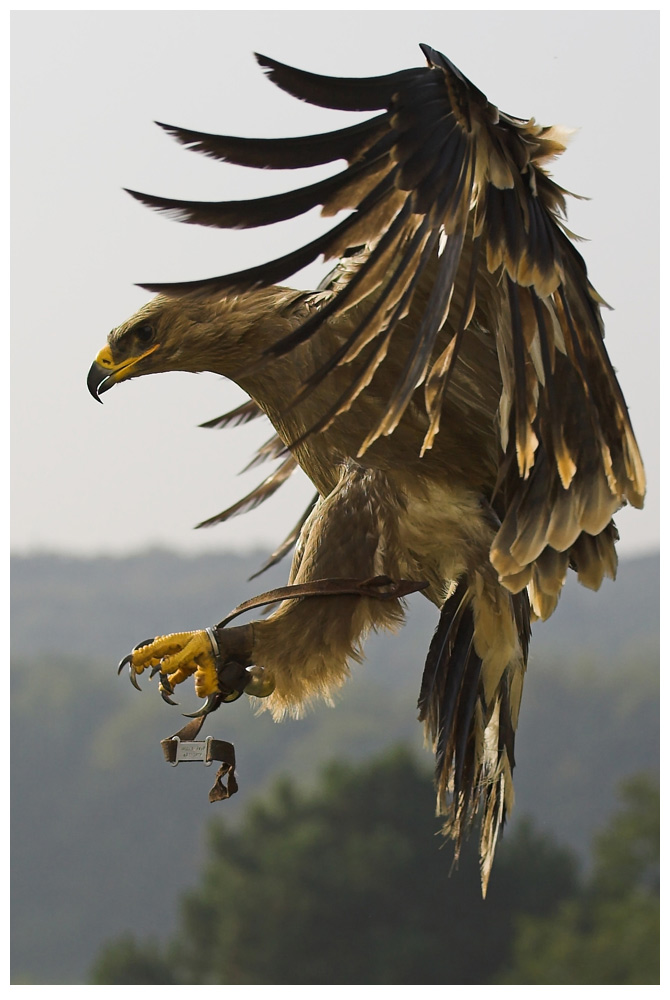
87,45,645,892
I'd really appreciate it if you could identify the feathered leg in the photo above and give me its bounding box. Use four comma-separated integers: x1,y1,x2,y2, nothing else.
251,463,409,716
122,463,415,715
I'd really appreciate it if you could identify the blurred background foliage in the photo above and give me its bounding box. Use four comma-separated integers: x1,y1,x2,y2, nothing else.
90,757,658,985
11,550,659,984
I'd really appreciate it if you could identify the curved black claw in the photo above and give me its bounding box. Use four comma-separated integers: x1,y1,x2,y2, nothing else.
159,673,173,694
183,692,223,718
159,672,178,706
117,638,159,692
117,653,142,691
117,653,132,676
134,638,157,651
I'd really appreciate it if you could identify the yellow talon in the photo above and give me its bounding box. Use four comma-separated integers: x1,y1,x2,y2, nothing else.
129,630,218,695
121,624,257,704
193,656,220,699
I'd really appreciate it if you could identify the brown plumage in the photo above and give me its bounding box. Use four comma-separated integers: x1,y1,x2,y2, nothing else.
88,46,644,894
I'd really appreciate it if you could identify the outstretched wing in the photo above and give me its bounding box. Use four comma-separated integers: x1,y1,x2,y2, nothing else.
129,45,644,582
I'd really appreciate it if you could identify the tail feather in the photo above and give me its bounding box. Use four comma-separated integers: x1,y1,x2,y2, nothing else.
419,574,530,896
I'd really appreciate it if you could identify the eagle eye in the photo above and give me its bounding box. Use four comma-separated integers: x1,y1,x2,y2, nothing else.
134,323,154,344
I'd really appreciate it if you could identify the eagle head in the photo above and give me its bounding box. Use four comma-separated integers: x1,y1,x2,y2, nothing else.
87,288,294,402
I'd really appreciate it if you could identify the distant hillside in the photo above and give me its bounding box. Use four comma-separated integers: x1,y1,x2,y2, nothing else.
533,550,659,663
10,548,659,984
11,547,660,667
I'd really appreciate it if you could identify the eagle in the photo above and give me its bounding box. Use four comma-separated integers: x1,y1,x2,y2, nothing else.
87,45,644,892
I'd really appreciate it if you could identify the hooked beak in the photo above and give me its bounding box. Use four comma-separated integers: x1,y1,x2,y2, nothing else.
87,343,160,402
87,360,114,402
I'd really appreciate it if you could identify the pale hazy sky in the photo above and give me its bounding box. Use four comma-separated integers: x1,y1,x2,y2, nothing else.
11,10,659,558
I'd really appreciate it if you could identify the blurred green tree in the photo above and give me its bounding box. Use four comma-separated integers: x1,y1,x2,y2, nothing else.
90,935,177,985
90,747,577,984
498,774,659,984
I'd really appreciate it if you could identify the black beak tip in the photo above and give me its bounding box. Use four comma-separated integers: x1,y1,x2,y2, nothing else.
87,362,111,403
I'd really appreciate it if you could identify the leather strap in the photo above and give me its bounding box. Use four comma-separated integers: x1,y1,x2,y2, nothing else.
160,717,238,802
216,575,428,628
